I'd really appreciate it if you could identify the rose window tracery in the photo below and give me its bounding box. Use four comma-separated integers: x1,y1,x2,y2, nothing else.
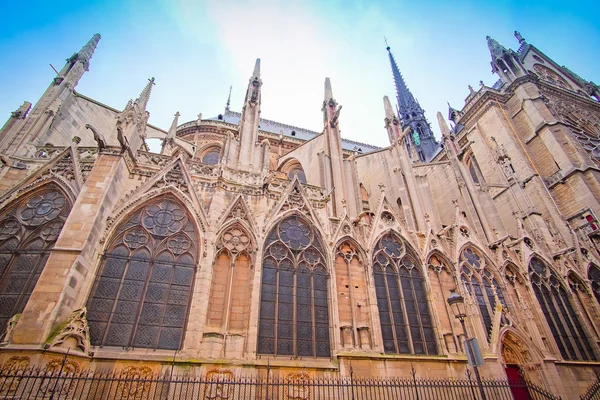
87,197,198,350
221,228,250,253
258,215,330,358
462,248,481,269
142,201,186,236
547,100,600,165
533,64,572,90
0,186,71,334
19,191,66,226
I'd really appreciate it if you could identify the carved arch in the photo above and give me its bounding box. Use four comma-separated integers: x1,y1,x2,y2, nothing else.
257,213,331,357
370,228,421,267
278,157,307,184
0,183,73,335
371,231,438,355
499,327,544,370
102,187,207,250
528,255,597,361
86,194,200,350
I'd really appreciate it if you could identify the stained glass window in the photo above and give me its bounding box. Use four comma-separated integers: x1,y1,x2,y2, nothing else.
589,264,600,305
529,257,596,360
287,167,307,184
0,186,71,334
201,149,220,165
460,248,506,339
257,216,330,357
87,198,198,350
372,234,437,355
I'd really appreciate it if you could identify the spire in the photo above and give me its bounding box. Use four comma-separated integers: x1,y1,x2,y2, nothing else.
383,96,395,119
253,58,261,78
136,77,155,111
225,85,232,112
486,35,507,59
77,33,101,69
324,77,333,101
386,45,417,112
244,59,262,106
437,112,452,138
385,43,439,161
165,111,180,141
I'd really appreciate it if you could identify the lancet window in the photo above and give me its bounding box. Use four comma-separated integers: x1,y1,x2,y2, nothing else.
87,197,198,350
257,216,330,357
372,234,437,355
0,186,71,334
589,263,600,305
460,247,507,337
529,257,596,360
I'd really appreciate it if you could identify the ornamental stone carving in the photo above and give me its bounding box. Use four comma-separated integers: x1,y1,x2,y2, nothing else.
0,314,20,346
45,307,92,355
205,369,234,399
116,365,154,399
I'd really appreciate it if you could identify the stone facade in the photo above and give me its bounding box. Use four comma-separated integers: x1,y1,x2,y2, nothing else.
0,31,599,398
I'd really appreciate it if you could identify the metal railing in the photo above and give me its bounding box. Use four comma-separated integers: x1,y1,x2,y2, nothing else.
581,374,600,400
0,365,562,399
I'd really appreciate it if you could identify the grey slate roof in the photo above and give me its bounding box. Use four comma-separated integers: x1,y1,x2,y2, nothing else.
207,110,380,154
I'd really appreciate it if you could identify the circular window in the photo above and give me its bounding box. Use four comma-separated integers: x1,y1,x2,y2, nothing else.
201,149,220,165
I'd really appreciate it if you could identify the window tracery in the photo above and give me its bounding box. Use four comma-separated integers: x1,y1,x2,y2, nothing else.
460,247,507,338
529,257,596,360
372,234,437,355
258,216,330,357
589,263,600,305
0,186,71,334
87,197,198,350
200,147,220,165
546,99,600,166
533,64,572,90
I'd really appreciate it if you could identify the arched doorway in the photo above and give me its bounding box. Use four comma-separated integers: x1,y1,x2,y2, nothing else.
501,331,544,399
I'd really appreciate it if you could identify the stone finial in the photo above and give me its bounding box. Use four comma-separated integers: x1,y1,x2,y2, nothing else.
253,58,261,78
77,33,101,68
468,84,475,94
486,35,508,59
136,77,155,111
324,77,333,101
514,31,526,44
165,111,180,142
383,96,395,119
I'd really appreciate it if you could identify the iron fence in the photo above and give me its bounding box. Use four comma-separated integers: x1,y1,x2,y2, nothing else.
581,374,600,400
0,365,562,400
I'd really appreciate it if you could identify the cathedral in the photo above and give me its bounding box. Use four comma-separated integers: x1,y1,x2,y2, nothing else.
0,29,599,398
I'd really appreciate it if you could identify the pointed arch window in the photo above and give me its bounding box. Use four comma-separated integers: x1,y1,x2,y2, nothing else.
529,257,596,360
200,147,221,165
460,247,507,338
372,234,437,355
589,263,600,305
258,216,330,357
0,186,71,334
87,197,198,350
465,154,483,184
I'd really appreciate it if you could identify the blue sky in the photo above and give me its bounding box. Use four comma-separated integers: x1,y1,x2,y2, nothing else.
1,0,599,149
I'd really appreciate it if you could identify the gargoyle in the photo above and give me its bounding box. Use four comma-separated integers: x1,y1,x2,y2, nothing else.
330,105,343,127
117,126,129,152
85,123,106,150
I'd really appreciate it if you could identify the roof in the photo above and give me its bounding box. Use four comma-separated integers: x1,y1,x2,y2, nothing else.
205,110,380,154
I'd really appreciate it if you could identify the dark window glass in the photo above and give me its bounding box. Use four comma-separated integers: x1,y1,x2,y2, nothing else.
87,198,197,350
258,216,330,358
529,257,596,361
287,168,307,184
372,234,437,355
589,264,600,305
0,187,70,334
201,150,220,165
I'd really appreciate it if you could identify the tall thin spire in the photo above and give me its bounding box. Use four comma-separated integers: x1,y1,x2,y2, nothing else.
386,46,417,111
324,77,333,101
136,77,155,111
77,33,101,69
225,85,232,112
486,35,507,59
385,43,439,161
165,111,180,141
253,58,261,78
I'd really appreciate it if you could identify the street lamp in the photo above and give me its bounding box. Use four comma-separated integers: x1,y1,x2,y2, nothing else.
447,289,487,400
